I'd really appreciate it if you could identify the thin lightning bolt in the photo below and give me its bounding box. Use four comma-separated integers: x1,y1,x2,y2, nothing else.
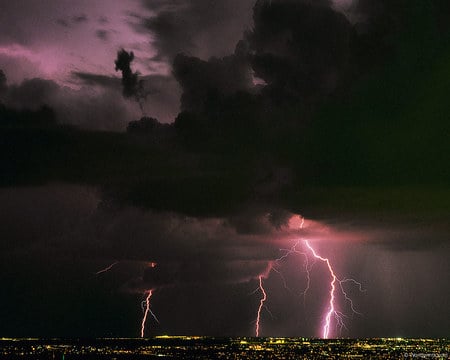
299,252,313,305
253,216,306,336
255,275,267,337
271,266,291,292
140,290,159,338
274,216,311,301
253,214,363,338
94,261,119,275
304,239,363,338
276,243,315,308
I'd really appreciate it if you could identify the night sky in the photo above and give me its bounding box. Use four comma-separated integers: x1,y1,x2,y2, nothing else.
0,0,449,339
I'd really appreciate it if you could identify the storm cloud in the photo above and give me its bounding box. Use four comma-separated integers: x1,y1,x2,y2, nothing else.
173,40,253,113
0,73,135,130
135,0,254,62
0,0,449,338
249,0,354,98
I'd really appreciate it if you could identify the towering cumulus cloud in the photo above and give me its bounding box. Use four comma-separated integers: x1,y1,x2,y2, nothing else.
173,40,252,113
249,0,353,99
139,0,254,61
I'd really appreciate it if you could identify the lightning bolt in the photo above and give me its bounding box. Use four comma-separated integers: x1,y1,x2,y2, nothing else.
274,216,312,302
253,217,305,337
255,275,268,337
304,239,364,338
253,214,363,338
94,261,119,275
304,240,337,338
140,290,159,338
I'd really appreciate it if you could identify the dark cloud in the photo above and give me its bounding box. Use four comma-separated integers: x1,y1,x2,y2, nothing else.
137,74,181,122
5,78,60,109
249,0,354,98
2,0,449,210
1,0,449,339
168,0,356,179
0,185,283,291
136,0,254,61
173,41,252,113
3,0,450,216
0,73,134,131
73,71,180,123
115,49,147,114
0,185,448,337
72,72,121,89
0,185,99,252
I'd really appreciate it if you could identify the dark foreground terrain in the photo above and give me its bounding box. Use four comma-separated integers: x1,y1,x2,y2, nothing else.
0,337,448,359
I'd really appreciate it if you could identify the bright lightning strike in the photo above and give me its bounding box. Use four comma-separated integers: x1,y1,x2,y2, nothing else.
304,240,337,338
255,275,268,337
304,239,363,338
253,214,363,338
140,290,159,338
